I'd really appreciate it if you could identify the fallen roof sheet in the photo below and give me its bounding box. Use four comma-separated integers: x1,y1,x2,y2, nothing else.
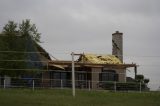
48,63,65,70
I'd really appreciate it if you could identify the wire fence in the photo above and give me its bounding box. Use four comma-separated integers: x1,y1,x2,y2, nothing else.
0,77,149,92
0,51,158,92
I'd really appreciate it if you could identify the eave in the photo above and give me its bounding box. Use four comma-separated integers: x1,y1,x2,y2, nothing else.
49,60,137,69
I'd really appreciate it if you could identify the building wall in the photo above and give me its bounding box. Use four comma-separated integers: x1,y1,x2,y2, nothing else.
115,69,126,82
42,67,126,89
42,71,50,87
91,67,102,89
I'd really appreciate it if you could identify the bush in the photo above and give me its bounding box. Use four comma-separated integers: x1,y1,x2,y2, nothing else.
100,82,146,91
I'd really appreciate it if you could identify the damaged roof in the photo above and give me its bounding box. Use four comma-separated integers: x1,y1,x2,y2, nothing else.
78,54,122,64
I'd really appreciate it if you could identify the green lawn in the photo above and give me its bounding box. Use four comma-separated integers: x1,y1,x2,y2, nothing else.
0,89,159,106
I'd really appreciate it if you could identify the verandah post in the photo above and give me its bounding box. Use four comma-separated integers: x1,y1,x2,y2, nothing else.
71,52,75,97
114,81,117,92
61,79,63,89
88,80,91,91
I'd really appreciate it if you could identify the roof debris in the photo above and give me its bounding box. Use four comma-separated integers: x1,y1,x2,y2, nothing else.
78,54,122,64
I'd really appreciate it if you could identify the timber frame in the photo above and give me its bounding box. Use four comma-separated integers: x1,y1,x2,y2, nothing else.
49,60,138,77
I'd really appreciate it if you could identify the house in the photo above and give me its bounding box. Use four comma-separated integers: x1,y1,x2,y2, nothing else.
42,31,137,89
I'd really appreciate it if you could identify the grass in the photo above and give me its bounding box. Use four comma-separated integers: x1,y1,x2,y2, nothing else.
0,88,160,106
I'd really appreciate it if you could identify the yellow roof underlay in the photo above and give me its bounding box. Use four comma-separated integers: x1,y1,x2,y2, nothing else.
79,54,122,64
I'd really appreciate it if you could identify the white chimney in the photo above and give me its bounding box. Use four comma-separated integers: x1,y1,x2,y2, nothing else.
112,31,123,62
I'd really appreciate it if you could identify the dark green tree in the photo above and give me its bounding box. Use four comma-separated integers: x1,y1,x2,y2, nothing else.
135,74,150,91
19,19,41,43
135,74,144,83
0,19,42,77
2,21,18,36
144,79,150,84
0,36,27,76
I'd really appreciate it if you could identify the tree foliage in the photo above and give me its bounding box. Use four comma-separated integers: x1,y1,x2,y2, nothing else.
0,36,27,76
135,74,144,82
135,74,149,84
19,19,41,42
2,21,18,36
2,19,41,42
0,19,41,77
144,79,150,84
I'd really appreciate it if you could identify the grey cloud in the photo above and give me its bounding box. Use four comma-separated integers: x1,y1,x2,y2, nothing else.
0,0,160,90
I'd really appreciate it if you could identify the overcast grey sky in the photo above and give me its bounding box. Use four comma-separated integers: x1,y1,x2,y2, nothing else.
0,0,160,90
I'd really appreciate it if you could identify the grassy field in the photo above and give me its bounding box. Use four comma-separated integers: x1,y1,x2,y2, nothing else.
0,89,160,106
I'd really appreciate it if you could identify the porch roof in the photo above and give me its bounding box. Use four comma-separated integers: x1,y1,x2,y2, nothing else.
49,60,137,69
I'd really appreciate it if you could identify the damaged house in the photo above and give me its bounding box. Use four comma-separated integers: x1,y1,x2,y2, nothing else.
42,31,137,89
0,31,138,90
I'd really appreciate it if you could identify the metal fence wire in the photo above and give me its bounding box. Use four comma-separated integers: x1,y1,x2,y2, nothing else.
0,77,149,92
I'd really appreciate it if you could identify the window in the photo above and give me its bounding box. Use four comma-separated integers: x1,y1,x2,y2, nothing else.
100,70,118,81
50,71,68,87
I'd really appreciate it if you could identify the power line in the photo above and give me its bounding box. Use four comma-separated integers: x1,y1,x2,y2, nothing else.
0,59,160,67
0,51,46,53
0,50,160,57
0,60,49,62
0,68,127,74
0,51,70,54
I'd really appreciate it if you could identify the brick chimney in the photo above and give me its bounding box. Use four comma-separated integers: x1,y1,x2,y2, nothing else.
112,31,123,62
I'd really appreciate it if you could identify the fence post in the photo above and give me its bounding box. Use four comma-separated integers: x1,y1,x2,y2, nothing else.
32,80,35,91
86,80,87,89
4,79,5,89
50,79,52,88
0,76,2,87
88,80,91,91
114,81,116,92
139,82,141,93
61,79,63,89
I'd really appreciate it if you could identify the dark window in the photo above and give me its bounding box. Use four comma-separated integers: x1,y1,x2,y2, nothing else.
50,71,68,87
100,70,118,81
50,71,67,80
76,73,86,80
75,73,87,88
